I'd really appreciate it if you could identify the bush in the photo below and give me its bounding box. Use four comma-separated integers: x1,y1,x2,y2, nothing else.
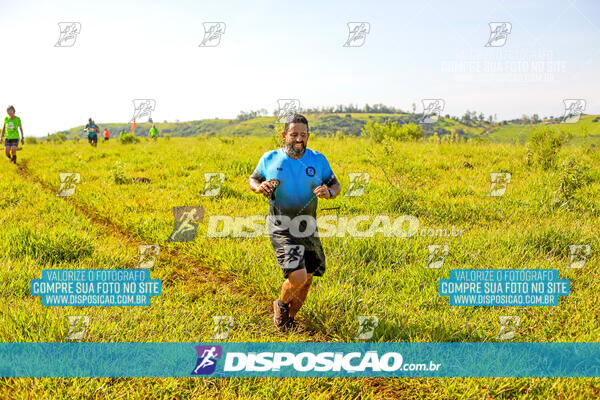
47,132,67,143
526,126,571,169
428,132,441,144
553,157,589,207
25,137,38,144
361,120,423,142
119,133,141,144
335,130,345,140
112,162,129,184
164,134,171,141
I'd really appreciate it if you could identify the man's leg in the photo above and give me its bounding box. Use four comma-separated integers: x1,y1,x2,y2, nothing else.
274,268,308,328
287,273,313,318
285,244,324,318
280,267,308,306
4,146,10,160
11,146,17,163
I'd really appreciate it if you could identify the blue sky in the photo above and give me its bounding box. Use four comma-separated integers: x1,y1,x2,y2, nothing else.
1,0,599,136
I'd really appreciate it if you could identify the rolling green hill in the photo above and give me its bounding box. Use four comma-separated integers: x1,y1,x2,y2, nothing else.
52,113,600,143
486,114,600,143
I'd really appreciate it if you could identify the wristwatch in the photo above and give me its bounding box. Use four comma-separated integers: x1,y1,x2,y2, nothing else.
328,188,334,198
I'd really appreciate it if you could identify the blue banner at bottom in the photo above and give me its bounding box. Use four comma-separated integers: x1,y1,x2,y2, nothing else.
0,343,599,377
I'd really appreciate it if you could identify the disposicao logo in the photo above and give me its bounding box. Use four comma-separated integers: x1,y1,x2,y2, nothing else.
223,351,405,372
191,348,407,374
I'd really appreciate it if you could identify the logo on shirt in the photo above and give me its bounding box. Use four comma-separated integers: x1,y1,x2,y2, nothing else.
305,167,316,177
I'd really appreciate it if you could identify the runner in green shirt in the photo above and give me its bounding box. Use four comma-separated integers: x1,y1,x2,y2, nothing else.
149,124,158,140
1,106,24,164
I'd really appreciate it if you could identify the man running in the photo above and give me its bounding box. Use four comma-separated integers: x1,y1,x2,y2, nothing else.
149,124,158,140
249,114,341,330
85,118,98,146
103,128,110,141
1,106,24,164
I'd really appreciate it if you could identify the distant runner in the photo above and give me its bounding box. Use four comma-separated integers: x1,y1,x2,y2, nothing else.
85,118,98,147
249,114,341,330
103,128,110,141
149,124,158,140
1,105,24,164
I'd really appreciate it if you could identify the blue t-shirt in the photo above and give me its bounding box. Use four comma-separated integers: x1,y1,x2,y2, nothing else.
252,148,336,218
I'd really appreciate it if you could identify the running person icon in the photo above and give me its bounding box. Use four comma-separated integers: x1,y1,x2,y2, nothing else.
1,106,24,164
249,114,341,330
285,245,303,265
168,208,201,242
192,346,218,374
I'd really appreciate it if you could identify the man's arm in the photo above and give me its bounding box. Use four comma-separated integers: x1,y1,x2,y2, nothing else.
249,171,278,198
314,160,342,199
314,180,341,199
19,124,24,144
249,174,277,198
1,125,5,142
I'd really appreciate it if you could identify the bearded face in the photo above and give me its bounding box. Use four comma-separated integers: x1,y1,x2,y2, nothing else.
284,123,308,158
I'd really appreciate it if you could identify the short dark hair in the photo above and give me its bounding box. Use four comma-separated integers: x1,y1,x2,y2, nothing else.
7,105,15,113
284,114,309,133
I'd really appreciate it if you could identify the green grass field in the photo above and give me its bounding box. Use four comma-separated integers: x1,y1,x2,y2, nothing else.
1,135,599,398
